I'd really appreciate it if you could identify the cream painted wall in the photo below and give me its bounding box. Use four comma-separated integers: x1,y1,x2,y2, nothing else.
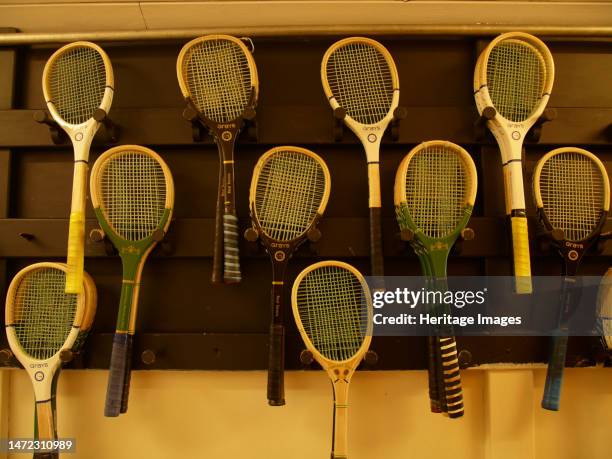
2,368,612,458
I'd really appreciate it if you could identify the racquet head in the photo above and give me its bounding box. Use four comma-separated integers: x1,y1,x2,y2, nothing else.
321,37,399,149
597,267,612,351
5,263,87,400
292,260,372,372
249,146,330,244
177,34,258,124
43,41,113,129
533,147,609,256
475,32,554,126
90,145,175,250
395,140,477,275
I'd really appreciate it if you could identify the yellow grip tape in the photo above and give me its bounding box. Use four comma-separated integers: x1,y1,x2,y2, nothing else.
65,211,85,294
511,216,532,294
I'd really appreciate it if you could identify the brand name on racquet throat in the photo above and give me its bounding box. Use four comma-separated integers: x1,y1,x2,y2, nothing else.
362,126,381,131
270,242,290,249
564,241,584,249
217,123,236,129
29,363,48,368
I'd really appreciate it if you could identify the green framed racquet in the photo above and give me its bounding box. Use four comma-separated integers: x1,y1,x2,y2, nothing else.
395,140,478,418
91,145,174,417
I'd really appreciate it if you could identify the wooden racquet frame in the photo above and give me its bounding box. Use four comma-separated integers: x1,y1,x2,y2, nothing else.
43,41,114,294
291,260,372,459
474,32,554,294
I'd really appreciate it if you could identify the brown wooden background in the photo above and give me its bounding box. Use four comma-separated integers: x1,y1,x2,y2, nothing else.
0,36,610,371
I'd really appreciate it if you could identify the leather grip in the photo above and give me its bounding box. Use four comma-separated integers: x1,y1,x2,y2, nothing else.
542,335,568,411
267,324,286,406
369,207,385,279
119,334,134,414
104,333,129,417
439,336,464,418
223,213,241,283
427,336,441,413
33,452,58,459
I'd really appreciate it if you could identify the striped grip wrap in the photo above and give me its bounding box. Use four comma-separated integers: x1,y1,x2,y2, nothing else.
439,336,464,418
104,333,129,417
510,216,532,294
65,211,85,293
267,323,286,406
223,213,241,283
542,335,568,411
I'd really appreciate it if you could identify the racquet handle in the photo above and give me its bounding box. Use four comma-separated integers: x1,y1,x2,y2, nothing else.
33,453,59,459
65,211,85,293
211,164,224,284
119,333,134,414
369,206,385,280
427,335,442,413
510,216,532,294
267,323,286,406
105,333,129,417
542,335,568,411
223,213,241,283
439,336,464,418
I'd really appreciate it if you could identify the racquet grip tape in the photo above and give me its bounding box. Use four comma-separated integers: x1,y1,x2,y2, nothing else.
427,336,442,413
119,334,134,414
223,213,242,283
510,216,532,294
440,337,464,418
33,452,59,459
211,166,224,284
369,207,385,282
267,324,286,406
542,335,568,411
105,333,130,417
65,211,85,294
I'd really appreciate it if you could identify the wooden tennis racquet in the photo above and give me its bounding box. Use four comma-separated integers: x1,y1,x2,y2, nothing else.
5,262,88,458
474,32,554,294
395,140,478,418
177,34,258,284
249,146,331,406
292,260,372,459
43,41,114,294
91,145,174,417
533,147,609,411
322,37,399,279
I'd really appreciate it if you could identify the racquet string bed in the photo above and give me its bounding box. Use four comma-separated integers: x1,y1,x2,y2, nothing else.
539,152,605,241
99,152,167,241
48,47,106,125
404,146,467,239
184,39,251,122
296,266,368,361
326,42,394,124
11,268,77,360
486,41,545,122
255,151,326,241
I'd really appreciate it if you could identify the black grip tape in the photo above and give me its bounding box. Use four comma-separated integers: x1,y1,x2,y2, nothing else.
267,324,286,406
119,334,134,414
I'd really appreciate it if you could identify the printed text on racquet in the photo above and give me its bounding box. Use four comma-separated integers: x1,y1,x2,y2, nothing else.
177,34,258,284
292,261,372,459
474,32,554,294
91,145,174,417
395,140,478,418
249,146,330,406
533,147,609,411
43,41,114,294
322,37,399,280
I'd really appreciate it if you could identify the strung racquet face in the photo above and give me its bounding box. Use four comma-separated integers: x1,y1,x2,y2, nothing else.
5,263,86,388
250,146,330,243
322,37,399,129
533,148,610,248
395,141,477,270
177,35,258,123
476,32,553,124
43,41,113,128
292,261,372,367
91,145,174,245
